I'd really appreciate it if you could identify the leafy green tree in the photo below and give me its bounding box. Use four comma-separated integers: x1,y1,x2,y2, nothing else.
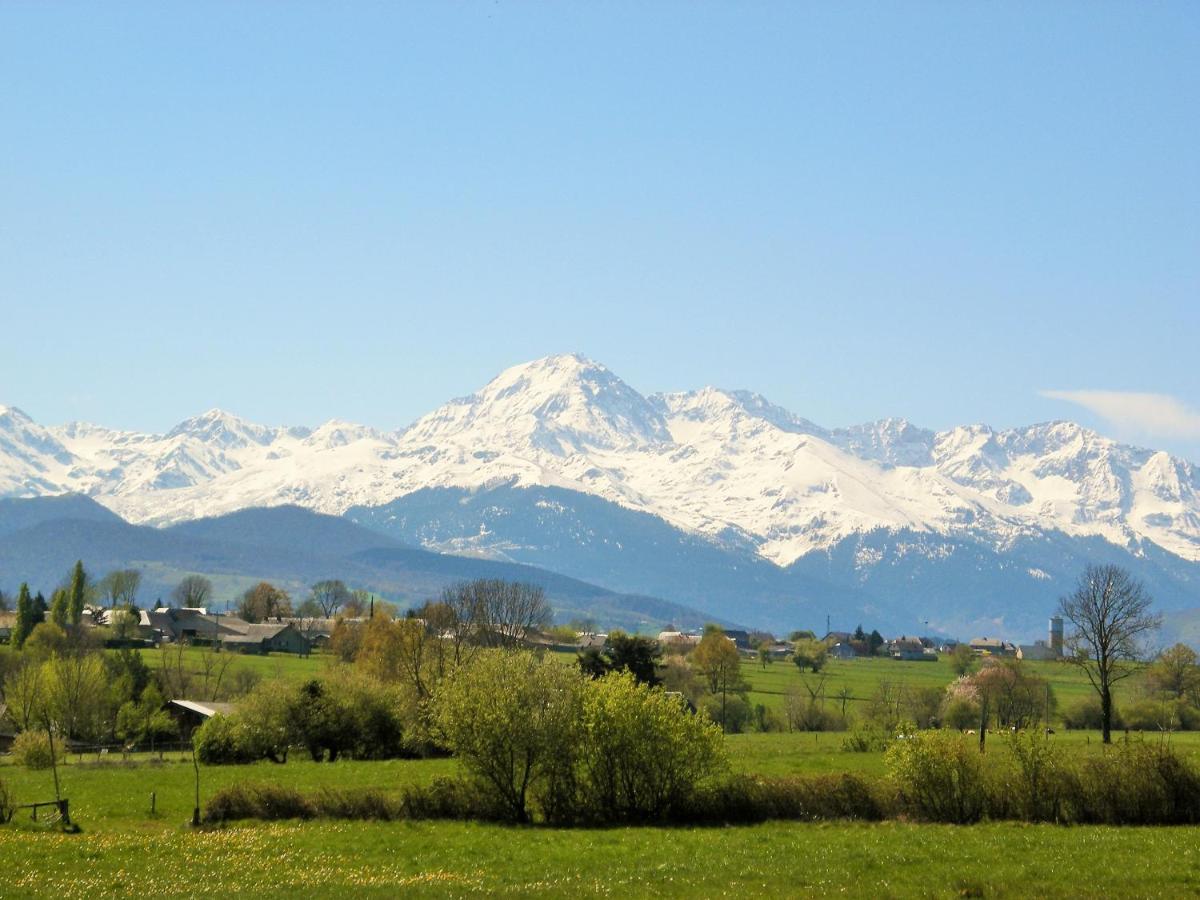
951,642,977,676
23,622,70,658
756,641,773,670
578,671,726,822
49,588,69,629
577,631,662,686
67,560,88,625
792,638,828,673
692,629,748,732
432,650,584,823
32,592,47,625
116,683,175,749
288,679,357,762
1146,643,1200,703
237,582,292,623
42,651,109,741
12,583,35,649
868,630,885,655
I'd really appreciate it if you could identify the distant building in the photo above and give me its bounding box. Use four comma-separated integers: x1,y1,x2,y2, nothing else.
1017,641,1060,661
141,608,312,654
829,642,857,660
968,637,1017,657
165,700,238,739
576,633,608,652
889,636,938,661
724,630,752,650
658,631,701,649
217,623,311,655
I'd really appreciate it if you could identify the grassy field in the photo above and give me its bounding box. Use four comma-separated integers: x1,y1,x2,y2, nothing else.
0,645,1161,896
5,729,1200,896
4,819,1200,898
741,654,1128,717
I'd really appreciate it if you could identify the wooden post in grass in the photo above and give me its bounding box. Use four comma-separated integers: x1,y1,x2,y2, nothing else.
44,717,62,803
191,741,201,827
978,696,988,754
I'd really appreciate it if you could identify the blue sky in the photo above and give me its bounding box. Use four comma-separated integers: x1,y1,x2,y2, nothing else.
2,3,1197,459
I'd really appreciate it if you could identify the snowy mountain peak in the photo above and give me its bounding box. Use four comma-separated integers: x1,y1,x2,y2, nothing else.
404,353,671,453
1,357,1199,568
165,409,278,448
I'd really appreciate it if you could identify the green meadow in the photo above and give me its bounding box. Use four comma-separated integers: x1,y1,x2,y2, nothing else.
5,734,1200,898
0,646,1187,897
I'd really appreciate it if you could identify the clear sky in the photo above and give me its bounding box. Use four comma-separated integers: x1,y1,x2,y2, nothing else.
2,3,1197,459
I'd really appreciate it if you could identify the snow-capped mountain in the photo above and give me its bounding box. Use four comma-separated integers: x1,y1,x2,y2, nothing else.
2,353,1199,574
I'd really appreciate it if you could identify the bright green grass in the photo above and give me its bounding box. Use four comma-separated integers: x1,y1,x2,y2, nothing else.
742,654,1140,721
6,733,1200,897
136,645,332,686
2,819,1199,898
7,730,1200,825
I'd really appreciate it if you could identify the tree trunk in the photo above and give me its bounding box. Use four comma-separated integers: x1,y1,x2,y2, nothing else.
1101,685,1112,744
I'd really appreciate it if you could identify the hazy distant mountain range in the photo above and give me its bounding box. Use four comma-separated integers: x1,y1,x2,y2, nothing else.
3,354,1198,637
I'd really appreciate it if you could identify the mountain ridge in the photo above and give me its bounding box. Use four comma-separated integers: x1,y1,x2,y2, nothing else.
2,354,1199,635
2,355,1198,567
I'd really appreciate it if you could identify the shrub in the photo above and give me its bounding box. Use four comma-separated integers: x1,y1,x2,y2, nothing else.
203,783,315,823
574,671,726,824
841,729,890,753
431,650,585,823
784,691,845,732
885,729,988,823
941,697,981,731
701,694,752,733
996,730,1072,822
1072,742,1200,825
194,715,257,765
312,788,397,821
677,773,894,824
1122,699,1186,732
399,776,507,821
1062,696,1116,730
11,730,62,770
0,776,14,823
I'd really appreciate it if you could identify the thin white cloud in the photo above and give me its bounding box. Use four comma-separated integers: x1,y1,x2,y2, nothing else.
1040,390,1200,439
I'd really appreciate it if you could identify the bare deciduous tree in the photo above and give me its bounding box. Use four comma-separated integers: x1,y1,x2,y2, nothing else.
100,569,142,608
172,575,213,609
309,579,351,618
1059,564,1161,743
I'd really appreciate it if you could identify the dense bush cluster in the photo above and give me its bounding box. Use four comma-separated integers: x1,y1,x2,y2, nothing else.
430,652,726,824
194,671,421,765
10,730,62,770
204,777,509,824
889,730,1200,825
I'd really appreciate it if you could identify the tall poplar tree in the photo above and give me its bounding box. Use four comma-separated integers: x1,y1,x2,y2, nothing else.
13,582,34,649
67,560,87,625
50,588,70,628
